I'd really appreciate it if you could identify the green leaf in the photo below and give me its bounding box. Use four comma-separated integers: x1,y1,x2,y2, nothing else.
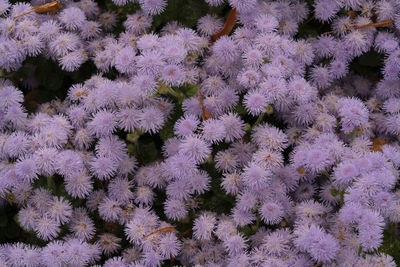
357,50,384,67
0,213,7,227
159,102,183,141
178,83,198,98
138,139,159,163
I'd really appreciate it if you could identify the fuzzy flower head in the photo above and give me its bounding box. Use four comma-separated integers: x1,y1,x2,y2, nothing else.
88,110,117,138
212,36,239,65
242,162,271,190
193,213,216,241
59,7,86,31
337,97,369,133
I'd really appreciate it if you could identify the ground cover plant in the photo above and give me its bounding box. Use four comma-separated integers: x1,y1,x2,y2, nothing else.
1,0,400,266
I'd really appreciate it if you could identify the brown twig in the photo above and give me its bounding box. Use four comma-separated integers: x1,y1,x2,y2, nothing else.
211,8,238,42
143,227,177,238
198,8,239,119
178,229,192,239
323,19,393,35
370,138,390,152
197,85,211,121
15,0,63,18
338,228,344,241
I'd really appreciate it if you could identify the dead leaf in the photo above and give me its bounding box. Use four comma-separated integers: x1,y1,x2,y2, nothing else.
211,8,237,42
370,138,390,152
144,227,177,238
198,85,211,121
15,0,63,18
323,19,393,35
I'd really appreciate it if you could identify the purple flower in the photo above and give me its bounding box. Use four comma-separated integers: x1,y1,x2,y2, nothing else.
164,198,188,220
90,156,118,180
0,85,23,108
59,7,86,31
35,215,60,241
138,106,166,134
124,11,152,34
215,150,239,172
343,30,371,58
222,172,243,195
65,239,93,267
15,156,38,183
108,177,134,204
116,107,141,133
261,229,291,256
88,109,117,138
158,232,181,257
259,200,284,225
237,69,261,88
56,150,84,178
160,39,187,64
193,213,216,240
65,170,93,199
337,97,369,133
179,135,211,163
212,36,239,65
73,128,94,150
115,46,137,74
197,14,223,36
255,15,278,34
252,123,288,151
49,32,81,57
309,233,339,262
139,0,167,15
136,50,165,76
242,47,264,69
333,161,359,186
228,0,256,13
95,135,127,162
200,118,226,144
294,224,338,262
224,233,248,256
309,65,332,88
232,207,256,226
205,0,225,6
161,64,186,86
288,76,317,104
137,33,160,51
41,241,68,267
0,38,24,72
174,114,200,137
242,162,271,190
243,90,268,116
189,170,211,195
0,0,10,15
59,50,87,72
48,196,73,224
98,197,122,222
220,113,246,142
314,0,339,22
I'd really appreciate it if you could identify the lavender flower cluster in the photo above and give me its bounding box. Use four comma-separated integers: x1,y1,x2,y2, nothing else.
1,0,400,266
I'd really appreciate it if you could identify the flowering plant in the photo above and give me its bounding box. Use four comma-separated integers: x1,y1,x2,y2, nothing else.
1,0,400,266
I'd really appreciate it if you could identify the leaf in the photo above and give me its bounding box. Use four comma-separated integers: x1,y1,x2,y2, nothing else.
370,138,390,152
178,83,198,98
144,227,177,238
15,0,63,18
0,213,7,227
211,8,237,42
138,139,159,164
358,50,384,68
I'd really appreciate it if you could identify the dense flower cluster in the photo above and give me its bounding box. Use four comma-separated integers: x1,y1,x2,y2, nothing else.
1,0,400,266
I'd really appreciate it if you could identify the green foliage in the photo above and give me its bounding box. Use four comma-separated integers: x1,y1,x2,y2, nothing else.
379,224,400,265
